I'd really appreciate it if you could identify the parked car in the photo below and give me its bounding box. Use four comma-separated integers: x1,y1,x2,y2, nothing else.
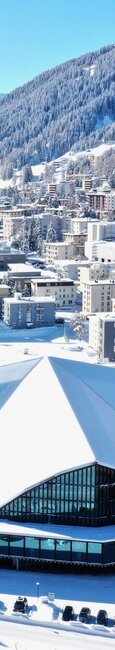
13,596,28,613
62,605,74,621
79,607,91,623
97,609,108,626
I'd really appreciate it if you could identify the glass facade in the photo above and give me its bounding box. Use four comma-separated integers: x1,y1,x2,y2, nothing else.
0,463,115,527
0,533,103,564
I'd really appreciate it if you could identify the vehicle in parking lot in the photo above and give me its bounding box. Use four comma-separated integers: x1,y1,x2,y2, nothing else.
97,609,108,625
13,596,28,613
62,605,74,621
79,607,91,623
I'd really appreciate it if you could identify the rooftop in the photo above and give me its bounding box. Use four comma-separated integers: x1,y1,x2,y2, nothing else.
0,520,115,543
0,353,115,507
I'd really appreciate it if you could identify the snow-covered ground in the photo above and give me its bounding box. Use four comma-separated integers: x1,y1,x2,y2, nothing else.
0,142,115,189
0,569,115,648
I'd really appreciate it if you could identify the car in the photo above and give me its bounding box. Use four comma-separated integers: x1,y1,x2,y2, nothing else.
62,605,74,621
97,609,108,626
79,607,91,623
13,596,28,613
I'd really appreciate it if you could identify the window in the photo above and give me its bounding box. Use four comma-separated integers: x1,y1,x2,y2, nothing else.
88,542,102,554
56,539,70,552
72,541,86,553
40,538,55,550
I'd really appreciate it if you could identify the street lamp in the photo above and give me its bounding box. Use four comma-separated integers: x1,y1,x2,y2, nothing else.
36,581,40,600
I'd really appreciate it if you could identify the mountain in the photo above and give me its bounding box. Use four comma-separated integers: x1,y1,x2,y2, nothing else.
0,45,114,167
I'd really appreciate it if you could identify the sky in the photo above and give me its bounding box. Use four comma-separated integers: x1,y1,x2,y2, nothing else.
0,0,115,94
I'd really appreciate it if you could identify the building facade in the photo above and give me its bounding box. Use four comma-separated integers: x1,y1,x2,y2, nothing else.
82,279,115,315
3,296,55,328
31,278,76,307
89,313,115,361
1,354,115,570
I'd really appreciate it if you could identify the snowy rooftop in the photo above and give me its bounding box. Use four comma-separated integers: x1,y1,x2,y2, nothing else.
0,353,115,506
9,263,40,274
0,520,115,542
4,296,55,305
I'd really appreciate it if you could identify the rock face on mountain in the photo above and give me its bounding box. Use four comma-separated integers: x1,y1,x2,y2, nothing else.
0,45,114,166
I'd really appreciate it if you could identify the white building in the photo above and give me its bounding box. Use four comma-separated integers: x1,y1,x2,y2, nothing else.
54,260,78,281
45,242,74,264
85,240,115,263
31,277,77,307
71,218,88,235
89,312,115,361
82,279,115,315
79,262,112,292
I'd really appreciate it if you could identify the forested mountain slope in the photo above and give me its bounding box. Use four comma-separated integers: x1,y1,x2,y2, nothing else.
0,45,114,166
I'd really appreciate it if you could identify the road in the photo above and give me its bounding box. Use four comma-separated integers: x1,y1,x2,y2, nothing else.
0,620,115,650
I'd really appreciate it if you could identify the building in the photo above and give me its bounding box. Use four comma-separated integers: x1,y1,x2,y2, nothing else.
45,242,74,264
85,240,115,263
8,263,41,292
71,218,88,235
87,220,115,243
0,284,10,318
79,262,112,292
3,296,55,329
31,277,76,307
64,232,87,258
88,190,115,213
48,183,57,197
0,244,26,270
54,260,78,281
0,355,115,569
82,178,92,192
82,279,115,315
89,312,115,361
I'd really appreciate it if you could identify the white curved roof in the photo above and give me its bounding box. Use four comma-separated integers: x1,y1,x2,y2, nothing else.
0,354,115,507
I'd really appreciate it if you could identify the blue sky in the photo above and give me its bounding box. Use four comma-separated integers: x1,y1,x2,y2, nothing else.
0,0,115,93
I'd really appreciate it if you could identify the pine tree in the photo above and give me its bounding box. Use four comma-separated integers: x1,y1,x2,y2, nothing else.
22,283,30,297
29,218,38,251
46,222,57,242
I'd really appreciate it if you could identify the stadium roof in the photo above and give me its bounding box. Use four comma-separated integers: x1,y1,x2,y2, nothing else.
0,354,115,507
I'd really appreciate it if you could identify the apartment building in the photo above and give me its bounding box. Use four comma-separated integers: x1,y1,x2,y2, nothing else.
45,242,74,264
82,177,92,192
82,279,115,315
64,232,86,257
88,190,115,212
87,220,115,243
31,278,76,307
79,262,111,291
89,313,115,361
85,240,115,263
71,218,88,235
3,296,55,329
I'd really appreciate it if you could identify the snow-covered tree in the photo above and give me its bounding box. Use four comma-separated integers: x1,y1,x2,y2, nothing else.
22,283,30,297
71,312,85,343
46,222,57,242
14,281,22,294
23,165,33,184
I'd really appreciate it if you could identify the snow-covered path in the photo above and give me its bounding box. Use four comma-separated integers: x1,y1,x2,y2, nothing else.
0,620,115,650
